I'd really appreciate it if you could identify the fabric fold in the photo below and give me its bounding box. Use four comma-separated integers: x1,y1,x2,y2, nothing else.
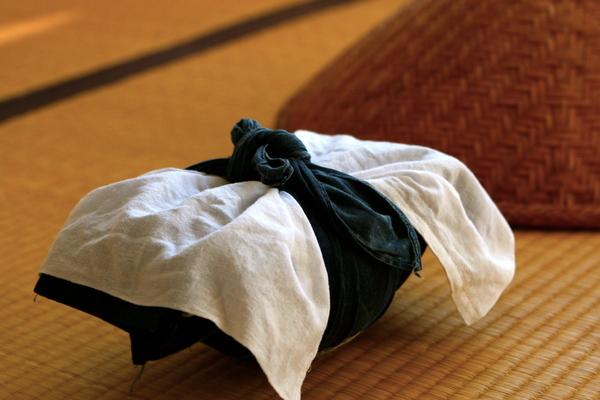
295,129,516,325
38,170,330,400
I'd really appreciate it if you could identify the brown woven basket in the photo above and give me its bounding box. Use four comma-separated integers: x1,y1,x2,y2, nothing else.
278,0,600,229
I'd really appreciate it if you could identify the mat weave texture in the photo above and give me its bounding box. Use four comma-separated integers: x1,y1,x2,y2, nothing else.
1,0,599,399
278,0,600,229
1,233,598,399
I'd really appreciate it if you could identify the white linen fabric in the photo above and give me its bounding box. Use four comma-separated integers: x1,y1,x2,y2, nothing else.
295,130,515,326
39,131,515,400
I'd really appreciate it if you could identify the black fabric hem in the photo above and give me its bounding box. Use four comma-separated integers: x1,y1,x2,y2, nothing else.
33,273,252,364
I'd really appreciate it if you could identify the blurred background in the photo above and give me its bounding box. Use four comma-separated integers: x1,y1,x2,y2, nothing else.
2,1,599,399
0,0,405,191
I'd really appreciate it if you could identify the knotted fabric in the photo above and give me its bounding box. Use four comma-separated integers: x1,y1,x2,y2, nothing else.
227,118,311,186
188,118,425,349
33,121,515,400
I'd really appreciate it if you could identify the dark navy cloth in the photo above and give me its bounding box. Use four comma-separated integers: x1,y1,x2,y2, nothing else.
187,118,426,350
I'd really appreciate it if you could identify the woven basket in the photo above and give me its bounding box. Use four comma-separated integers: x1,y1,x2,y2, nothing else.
278,0,600,228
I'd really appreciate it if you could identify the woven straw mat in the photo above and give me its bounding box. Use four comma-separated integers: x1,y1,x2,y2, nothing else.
1,232,598,399
278,0,600,229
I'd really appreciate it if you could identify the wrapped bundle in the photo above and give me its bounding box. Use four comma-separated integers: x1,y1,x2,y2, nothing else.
34,119,515,400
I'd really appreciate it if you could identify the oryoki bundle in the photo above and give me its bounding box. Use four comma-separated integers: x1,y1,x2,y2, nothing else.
35,119,515,400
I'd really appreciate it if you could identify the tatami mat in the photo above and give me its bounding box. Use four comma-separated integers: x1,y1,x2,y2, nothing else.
1,1,599,399
2,233,599,399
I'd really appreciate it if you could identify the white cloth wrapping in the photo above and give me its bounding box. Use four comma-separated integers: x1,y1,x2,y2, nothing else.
296,131,515,325
39,131,515,400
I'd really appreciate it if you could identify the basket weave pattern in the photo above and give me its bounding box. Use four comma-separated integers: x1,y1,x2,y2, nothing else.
278,0,600,228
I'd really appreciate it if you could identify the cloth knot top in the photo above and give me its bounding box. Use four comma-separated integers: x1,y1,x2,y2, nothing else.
228,118,311,186
189,119,426,353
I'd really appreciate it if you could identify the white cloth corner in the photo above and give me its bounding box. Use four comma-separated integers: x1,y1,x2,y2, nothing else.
295,130,515,325
39,169,329,400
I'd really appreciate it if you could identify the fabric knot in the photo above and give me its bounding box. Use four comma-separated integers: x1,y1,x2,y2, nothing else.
226,118,311,186
187,118,427,351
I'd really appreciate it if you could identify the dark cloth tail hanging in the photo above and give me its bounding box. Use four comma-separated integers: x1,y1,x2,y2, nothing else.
302,163,422,272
